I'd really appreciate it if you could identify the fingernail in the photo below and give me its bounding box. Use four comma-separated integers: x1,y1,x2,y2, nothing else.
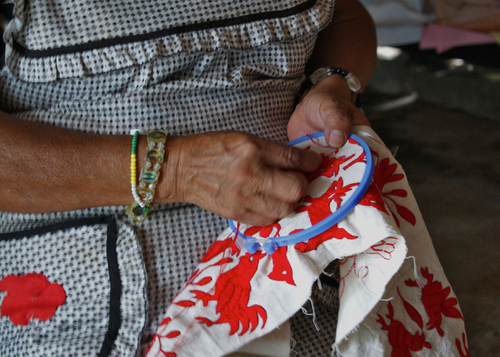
328,130,346,148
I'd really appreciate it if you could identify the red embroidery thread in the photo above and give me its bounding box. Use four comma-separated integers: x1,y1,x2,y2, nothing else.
359,153,416,227
0,272,66,326
241,224,296,286
338,256,369,300
397,287,424,330
191,252,268,335
456,332,470,357
405,267,464,337
199,236,240,263
293,174,359,253
377,301,432,356
267,246,296,286
365,237,398,260
307,151,353,182
145,335,177,357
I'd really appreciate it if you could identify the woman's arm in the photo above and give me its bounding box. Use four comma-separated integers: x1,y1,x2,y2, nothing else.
288,0,377,146
306,0,377,90
0,112,133,212
0,112,320,226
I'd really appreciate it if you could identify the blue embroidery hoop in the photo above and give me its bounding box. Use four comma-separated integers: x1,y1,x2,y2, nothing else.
228,132,374,255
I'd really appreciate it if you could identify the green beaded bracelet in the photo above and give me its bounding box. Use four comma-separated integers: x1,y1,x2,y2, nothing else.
126,129,167,222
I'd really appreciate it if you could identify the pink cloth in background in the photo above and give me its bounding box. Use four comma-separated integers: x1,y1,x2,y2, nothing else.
420,23,497,53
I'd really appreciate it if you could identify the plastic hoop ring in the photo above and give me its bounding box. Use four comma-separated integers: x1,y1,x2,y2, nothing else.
228,132,374,254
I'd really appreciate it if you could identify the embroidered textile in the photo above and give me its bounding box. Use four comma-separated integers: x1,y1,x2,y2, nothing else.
145,127,467,357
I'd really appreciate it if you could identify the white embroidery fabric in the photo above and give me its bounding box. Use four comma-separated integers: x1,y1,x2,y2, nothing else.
146,127,467,357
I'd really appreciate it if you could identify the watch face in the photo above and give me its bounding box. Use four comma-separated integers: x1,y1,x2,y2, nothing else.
229,132,374,254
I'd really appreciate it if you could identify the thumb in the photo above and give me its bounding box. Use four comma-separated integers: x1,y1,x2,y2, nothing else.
318,98,352,148
321,99,370,148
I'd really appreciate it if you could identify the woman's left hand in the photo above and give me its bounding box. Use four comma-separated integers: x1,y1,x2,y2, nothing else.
287,74,370,148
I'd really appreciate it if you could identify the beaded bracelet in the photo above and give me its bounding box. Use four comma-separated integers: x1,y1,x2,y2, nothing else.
126,129,167,223
129,130,145,207
309,67,363,107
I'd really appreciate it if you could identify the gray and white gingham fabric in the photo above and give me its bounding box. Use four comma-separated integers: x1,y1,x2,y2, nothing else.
0,0,339,355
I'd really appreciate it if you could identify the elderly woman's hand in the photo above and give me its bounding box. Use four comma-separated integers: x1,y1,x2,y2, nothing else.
287,74,370,148
156,131,321,226
0,115,318,221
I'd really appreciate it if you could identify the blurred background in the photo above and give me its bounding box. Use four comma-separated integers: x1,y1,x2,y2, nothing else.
360,1,500,356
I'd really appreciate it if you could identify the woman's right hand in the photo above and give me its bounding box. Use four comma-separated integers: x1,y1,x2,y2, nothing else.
0,113,319,224
157,131,321,226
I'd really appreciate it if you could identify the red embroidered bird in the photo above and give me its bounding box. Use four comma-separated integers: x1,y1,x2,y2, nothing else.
242,224,295,286
405,267,463,336
192,252,267,336
244,223,281,240
297,176,357,219
267,246,295,285
377,301,432,357
292,176,358,252
200,235,241,264
307,151,353,182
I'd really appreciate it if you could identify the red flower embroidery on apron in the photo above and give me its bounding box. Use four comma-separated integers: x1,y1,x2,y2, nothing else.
0,272,66,326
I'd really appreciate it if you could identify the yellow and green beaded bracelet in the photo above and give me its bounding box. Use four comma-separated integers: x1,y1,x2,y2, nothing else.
126,129,167,222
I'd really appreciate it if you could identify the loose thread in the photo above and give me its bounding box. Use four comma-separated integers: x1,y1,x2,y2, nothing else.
331,347,337,357
335,349,345,357
317,278,323,291
365,263,386,275
300,298,320,332
390,145,400,157
331,344,342,357
406,255,425,289
321,261,340,279
290,334,298,355
322,270,334,277
306,133,332,148
380,297,394,302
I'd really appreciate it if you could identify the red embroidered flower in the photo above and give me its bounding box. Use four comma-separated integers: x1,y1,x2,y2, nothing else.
0,272,66,326
359,153,416,226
